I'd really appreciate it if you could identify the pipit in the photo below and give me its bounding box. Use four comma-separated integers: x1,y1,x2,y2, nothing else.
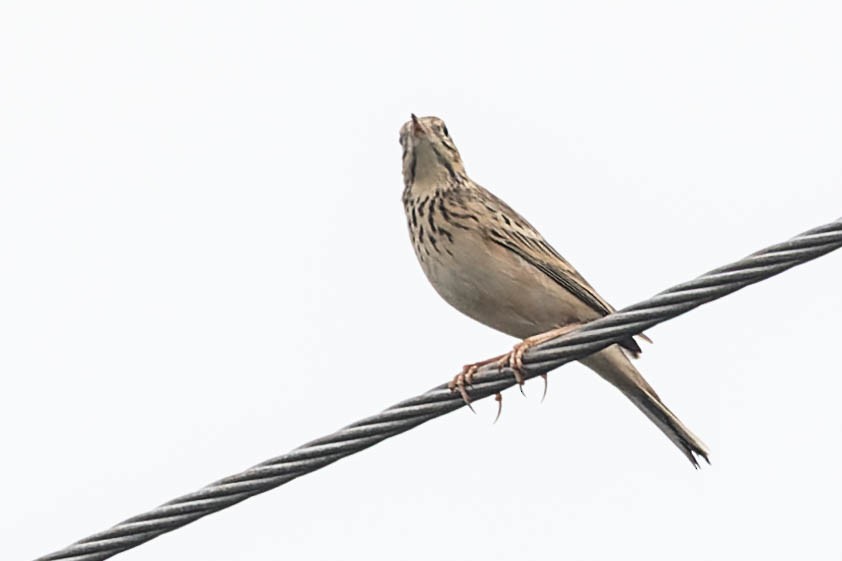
399,114,709,467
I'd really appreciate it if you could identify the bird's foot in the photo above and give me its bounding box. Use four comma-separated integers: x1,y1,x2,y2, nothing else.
448,353,509,413
449,323,584,418
497,323,585,400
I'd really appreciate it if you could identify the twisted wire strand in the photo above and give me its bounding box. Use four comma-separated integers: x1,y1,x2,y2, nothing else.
36,217,842,561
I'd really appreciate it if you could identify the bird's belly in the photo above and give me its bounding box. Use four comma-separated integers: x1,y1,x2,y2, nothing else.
418,230,597,339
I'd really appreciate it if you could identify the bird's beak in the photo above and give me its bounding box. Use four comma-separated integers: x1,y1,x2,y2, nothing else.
411,113,424,136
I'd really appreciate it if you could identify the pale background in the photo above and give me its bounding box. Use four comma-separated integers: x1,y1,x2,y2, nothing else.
2,2,841,560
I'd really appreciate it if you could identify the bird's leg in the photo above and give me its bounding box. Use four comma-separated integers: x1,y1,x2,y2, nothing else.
498,323,585,394
449,323,584,416
449,352,510,411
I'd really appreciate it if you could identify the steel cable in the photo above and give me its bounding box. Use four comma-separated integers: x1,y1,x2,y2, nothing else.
35,217,842,561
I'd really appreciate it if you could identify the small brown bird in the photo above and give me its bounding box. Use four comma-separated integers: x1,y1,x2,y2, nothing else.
399,114,709,467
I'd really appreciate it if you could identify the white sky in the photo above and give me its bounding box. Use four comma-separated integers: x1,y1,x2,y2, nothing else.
2,2,842,560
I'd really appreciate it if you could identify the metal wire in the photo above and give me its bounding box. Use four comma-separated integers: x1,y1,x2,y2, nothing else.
36,217,842,561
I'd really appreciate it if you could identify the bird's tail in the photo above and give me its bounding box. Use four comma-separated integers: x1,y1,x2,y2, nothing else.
580,345,710,468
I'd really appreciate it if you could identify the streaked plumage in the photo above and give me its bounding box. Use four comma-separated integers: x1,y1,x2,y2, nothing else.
399,114,709,467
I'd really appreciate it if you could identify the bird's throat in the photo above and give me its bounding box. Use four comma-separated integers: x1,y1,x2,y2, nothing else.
407,143,460,196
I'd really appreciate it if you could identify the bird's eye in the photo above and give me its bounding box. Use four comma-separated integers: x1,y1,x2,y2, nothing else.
442,125,449,137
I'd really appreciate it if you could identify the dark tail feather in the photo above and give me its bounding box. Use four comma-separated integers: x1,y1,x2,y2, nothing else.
624,384,710,468
581,345,710,467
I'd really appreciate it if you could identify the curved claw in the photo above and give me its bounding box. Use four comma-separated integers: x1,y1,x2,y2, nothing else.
457,384,476,414
459,387,476,414
493,392,503,423
499,349,527,387
540,373,548,403
448,373,476,414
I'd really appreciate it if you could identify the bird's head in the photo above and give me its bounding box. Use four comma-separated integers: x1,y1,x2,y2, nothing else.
399,114,466,190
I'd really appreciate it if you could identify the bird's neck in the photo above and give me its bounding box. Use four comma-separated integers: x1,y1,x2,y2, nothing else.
403,144,467,200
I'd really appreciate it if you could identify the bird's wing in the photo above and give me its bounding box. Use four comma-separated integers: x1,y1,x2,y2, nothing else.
472,186,643,355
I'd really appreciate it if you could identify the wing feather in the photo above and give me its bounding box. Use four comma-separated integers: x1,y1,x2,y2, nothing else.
471,186,643,355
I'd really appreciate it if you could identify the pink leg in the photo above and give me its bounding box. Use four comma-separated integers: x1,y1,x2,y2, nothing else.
449,322,583,418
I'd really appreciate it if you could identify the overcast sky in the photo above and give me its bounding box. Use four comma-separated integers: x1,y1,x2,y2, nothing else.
2,2,842,560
